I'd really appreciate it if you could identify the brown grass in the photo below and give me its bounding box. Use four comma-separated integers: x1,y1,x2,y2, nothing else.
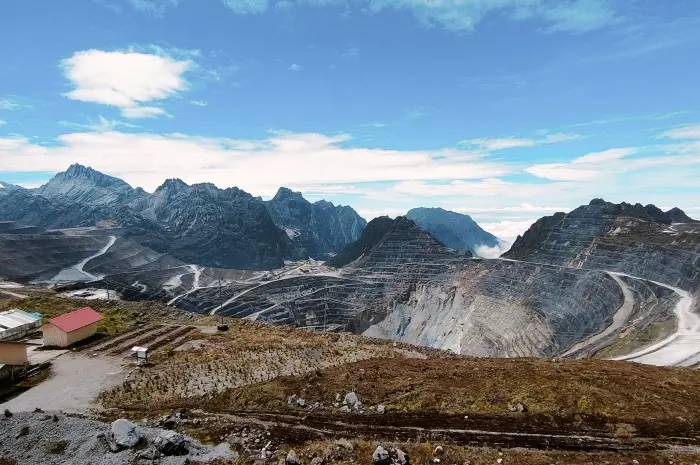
100,322,442,412
209,357,700,423
255,440,700,465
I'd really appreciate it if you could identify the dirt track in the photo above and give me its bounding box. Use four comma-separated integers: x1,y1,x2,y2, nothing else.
170,410,700,453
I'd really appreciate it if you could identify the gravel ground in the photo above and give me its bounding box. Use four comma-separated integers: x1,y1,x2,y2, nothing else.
0,411,236,464
1,354,125,412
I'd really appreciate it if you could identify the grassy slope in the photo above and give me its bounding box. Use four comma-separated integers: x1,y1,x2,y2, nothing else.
212,357,700,423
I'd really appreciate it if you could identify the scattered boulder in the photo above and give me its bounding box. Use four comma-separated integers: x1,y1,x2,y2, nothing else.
111,419,142,448
373,446,390,465
137,448,162,460
15,425,29,439
373,446,410,465
311,457,325,465
377,405,386,414
4,409,12,418
434,445,443,455
286,449,301,465
335,438,354,451
340,405,351,414
344,392,360,408
154,430,188,456
517,402,527,412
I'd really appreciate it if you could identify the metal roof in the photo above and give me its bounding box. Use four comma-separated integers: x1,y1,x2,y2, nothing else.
48,307,103,333
0,309,42,331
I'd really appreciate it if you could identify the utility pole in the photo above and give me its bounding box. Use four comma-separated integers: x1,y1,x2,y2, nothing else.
218,279,224,325
106,280,110,301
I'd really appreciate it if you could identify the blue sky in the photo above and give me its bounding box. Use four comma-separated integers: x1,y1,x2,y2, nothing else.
1,0,700,243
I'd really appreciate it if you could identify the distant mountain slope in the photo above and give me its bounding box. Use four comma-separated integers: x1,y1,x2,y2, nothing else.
0,165,315,269
38,163,145,206
265,187,366,259
504,199,700,291
406,207,500,254
325,216,394,267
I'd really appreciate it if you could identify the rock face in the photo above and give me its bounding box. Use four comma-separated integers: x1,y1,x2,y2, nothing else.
111,419,141,448
265,187,366,259
153,430,187,456
406,207,500,254
0,164,368,270
504,199,700,292
326,216,394,267
38,164,145,206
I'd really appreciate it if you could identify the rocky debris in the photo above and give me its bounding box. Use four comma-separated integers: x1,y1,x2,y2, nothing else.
4,409,12,418
0,410,237,465
286,449,301,465
373,445,410,465
227,425,277,458
111,419,142,448
434,445,444,455
342,391,364,413
377,404,387,414
373,446,390,464
335,438,354,451
154,430,188,456
311,457,325,465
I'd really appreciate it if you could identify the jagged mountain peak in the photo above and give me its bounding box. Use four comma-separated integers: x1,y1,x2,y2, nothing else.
60,164,129,188
38,164,136,206
666,207,696,223
272,187,305,202
581,198,672,225
157,178,189,191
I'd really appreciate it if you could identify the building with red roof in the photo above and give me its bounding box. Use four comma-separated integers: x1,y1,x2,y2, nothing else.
42,307,104,347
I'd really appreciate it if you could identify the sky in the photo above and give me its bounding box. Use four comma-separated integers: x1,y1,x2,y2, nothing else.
1,0,700,245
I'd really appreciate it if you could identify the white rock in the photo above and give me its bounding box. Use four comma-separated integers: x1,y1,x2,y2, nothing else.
110,419,141,448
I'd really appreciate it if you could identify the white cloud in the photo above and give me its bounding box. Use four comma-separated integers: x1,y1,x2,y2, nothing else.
120,106,167,118
524,163,599,181
0,120,5,126
127,0,179,14
0,130,511,194
572,147,637,164
288,63,301,71
474,244,507,259
540,132,584,143
0,99,20,111
479,220,536,244
190,100,209,107
463,138,535,151
60,116,138,132
659,123,700,140
60,49,193,118
222,0,269,14
461,132,583,151
525,147,638,181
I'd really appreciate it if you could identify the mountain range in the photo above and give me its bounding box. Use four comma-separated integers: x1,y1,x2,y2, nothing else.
0,164,368,269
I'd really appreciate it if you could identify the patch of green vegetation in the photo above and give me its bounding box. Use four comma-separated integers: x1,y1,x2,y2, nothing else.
16,368,52,388
595,316,677,359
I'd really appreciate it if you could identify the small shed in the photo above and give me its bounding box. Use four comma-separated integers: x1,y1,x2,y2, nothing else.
42,307,104,347
0,341,29,365
0,309,42,341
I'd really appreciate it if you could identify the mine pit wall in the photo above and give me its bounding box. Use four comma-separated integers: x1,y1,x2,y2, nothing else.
0,233,110,282
361,261,624,358
507,215,700,294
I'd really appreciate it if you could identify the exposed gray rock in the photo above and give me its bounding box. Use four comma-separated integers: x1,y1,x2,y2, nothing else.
335,438,354,451
111,419,141,448
377,405,386,414
311,457,325,465
373,446,390,465
153,430,187,456
286,449,301,465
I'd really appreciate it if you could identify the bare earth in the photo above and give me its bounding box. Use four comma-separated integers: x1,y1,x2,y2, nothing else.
1,353,125,412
